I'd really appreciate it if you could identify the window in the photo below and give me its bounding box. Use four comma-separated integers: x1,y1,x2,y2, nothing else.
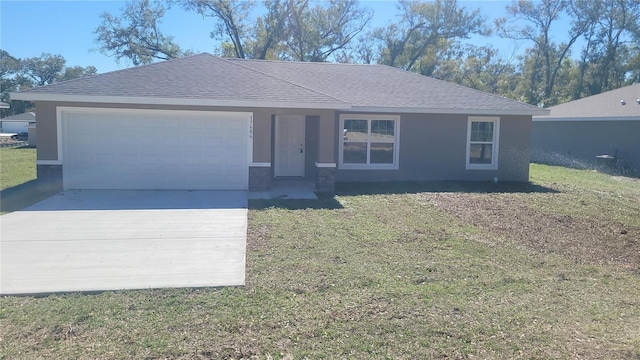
339,114,400,170
466,116,499,170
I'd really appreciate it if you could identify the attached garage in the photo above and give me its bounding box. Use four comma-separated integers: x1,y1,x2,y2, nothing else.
59,108,252,190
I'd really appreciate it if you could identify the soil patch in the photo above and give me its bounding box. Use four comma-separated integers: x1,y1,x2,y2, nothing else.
0,135,26,147
416,192,640,269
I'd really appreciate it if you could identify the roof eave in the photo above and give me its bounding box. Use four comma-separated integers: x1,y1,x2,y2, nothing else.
533,115,640,122
10,93,550,115
347,106,550,116
10,92,352,110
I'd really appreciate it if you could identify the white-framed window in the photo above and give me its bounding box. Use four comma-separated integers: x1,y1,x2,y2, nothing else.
339,114,400,170
466,116,500,170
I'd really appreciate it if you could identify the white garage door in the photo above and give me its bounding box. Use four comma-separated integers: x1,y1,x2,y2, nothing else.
61,108,251,190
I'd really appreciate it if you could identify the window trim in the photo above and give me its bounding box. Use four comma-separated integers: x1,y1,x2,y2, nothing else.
466,116,500,170
339,114,400,170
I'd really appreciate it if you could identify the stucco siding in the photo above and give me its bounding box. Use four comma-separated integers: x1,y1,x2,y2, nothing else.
28,125,37,147
305,116,319,179
317,110,336,163
34,101,336,165
532,120,640,174
35,100,533,186
34,102,58,161
336,114,531,182
500,115,532,181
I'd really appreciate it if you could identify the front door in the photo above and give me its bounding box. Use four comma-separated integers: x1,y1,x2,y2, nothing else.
275,115,305,177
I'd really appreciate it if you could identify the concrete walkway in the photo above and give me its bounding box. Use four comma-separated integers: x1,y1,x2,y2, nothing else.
0,190,247,295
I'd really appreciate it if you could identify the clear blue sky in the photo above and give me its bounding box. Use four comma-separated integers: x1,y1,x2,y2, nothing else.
1,0,566,74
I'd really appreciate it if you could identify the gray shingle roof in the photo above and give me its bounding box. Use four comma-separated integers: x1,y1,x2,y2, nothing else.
0,112,35,121
15,55,344,107
226,57,543,113
539,83,640,118
13,53,546,115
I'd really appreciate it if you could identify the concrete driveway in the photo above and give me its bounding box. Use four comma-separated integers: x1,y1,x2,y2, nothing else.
0,190,247,295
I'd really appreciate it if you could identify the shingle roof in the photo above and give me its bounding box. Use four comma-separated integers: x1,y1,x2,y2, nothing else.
226,57,543,113
12,53,546,115
540,83,640,118
14,55,345,108
0,112,35,121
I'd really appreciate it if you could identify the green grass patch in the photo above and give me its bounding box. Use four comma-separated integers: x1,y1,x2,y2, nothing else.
1,164,640,359
0,147,59,213
529,163,640,228
0,147,36,191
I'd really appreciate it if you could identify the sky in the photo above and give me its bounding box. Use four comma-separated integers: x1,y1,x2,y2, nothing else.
0,0,565,74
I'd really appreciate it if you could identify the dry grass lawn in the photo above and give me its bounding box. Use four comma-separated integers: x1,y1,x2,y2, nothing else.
1,163,639,359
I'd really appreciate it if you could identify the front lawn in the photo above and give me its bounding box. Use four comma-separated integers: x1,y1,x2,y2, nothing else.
1,164,639,359
0,146,36,191
0,146,56,213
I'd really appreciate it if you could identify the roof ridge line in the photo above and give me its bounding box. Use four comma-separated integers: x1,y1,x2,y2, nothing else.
219,57,349,104
227,57,377,67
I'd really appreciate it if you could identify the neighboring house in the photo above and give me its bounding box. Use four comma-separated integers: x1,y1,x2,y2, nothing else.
0,102,8,118
11,53,547,193
0,111,36,133
532,84,640,175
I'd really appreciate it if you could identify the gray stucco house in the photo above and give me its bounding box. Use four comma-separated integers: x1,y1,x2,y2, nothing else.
11,53,547,193
532,84,640,175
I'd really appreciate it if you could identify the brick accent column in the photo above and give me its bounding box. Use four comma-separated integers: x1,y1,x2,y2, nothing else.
249,166,272,191
315,163,336,194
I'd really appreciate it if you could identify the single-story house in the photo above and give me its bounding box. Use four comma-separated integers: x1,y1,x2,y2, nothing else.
0,111,36,134
11,53,547,193
532,83,640,175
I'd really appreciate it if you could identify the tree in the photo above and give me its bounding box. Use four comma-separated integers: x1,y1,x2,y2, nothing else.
434,45,519,96
21,53,66,86
495,0,597,105
176,0,254,59
175,0,371,61
575,0,640,95
248,0,289,59
0,50,25,102
334,36,378,64
60,66,98,82
20,54,97,86
1,51,99,116
0,50,22,81
627,23,640,84
94,0,185,65
0,50,29,116
372,0,486,75
283,0,373,62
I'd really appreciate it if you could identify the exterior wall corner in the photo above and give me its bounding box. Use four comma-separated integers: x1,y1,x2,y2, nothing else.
249,166,272,191
36,164,63,193
315,165,336,194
